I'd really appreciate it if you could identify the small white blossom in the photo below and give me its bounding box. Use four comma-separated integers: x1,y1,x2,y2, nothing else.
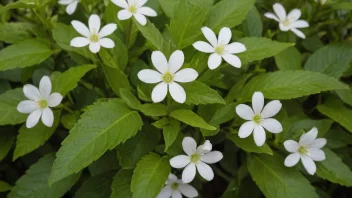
193,27,246,70
284,127,327,175
112,0,157,26
70,14,117,53
236,92,283,147
137,50,198,104
264,3,309,39
314,0,327,5
157,174,198,198
17,76,63,128
170,137,223,183
58,0,79,15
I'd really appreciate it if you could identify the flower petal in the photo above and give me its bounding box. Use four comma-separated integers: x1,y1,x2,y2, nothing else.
218,27,232,45
261,100,282,118
291,20,309,28
200,151,223,164
152,51,168,74
136,0,147,6
138,69,162,83
26,109,42,128
201,27,217,47
89,14,101,32
99,24,117,38
284,152,300,167
42,107,54,127
70,37,90,47
134,13,147,26
273,3,286,21
261,118,282,133
156,185,172,198
279,23,291,31
287,9,301,21
71,20,90,37
196,140,212,154
66,1,78,15
307,148,326,161
23,84,42,100
39,76,51,99
168,50,184,74
170,155,191,168
309,138,327,149
236,104,254,120
238,121,255,138
58,0,72,5
299,127,318,145
253,125,266,147
179,184,198,198
222,54,241,68
48,93,63,107
151,82,168,103
225,42,246,54
291,28,306,39
193,41,214,53
252,92,264,114
284,140,299,152
196,161,214,181
169,82,186,104
173,69,198,83
89,42,101,53
301,155,316,175
171,190,182,198
17,100,37,113
182,163,196,183
208,53,222,70
99,38,115,48
182,137,197,156
168,173,178,182
111,0,129,9
139,7,157,16
118,9,133,20
264,12,279,22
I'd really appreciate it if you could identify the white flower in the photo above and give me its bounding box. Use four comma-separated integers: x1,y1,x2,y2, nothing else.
137,50,198,104
58,0,79,15
193,27,246,70
236,92,283,147
70,14,117,53
112,0,157,26
284,127,327,175
157,174,198,198
314,0,327,5
264,3,309,39
170,137,223,183
17,76,63,129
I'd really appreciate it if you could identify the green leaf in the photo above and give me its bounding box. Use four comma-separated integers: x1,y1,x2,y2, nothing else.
238,71,348,101
0,132,15,161
0,39,52,71
88,151,118,176
169,109,216,130
227,133,273,155
0,23,41,44
0,88,27,126
140,103,168,117
248,154,319,198
241,6,262,37
336,88,352,106
158,0,176,18
237,37,294,63
162,119,180,151
275,46,301,71
49,99,143,185
75,172,114,198
225,74,252,103
331,2,352,10
111,169,133,198
102,64,132,97
8,154,80,198
51,65,96,96
0,180,11,192
13,111,61,160
116,124,161,169
206,0,255,31
304,44,352,78
317,97,352,133
131,153,170,198
153,117,170,129
169,0,209,49
316,148,352,186
99,35,128,70
120,89,141,110
183,81,225,105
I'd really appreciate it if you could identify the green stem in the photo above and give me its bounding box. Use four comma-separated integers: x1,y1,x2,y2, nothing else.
62,105,74,114
212,166,234,182
125,20,133,47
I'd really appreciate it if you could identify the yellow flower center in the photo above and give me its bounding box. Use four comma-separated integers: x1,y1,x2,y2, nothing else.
162,72,174,83
214,44,225,55
190,153,200,163
89,34,99,43
298,146,308,155
37,99,48,109
128,5,137,13
253,114,262,124
282,19,291,27
171,183,179,190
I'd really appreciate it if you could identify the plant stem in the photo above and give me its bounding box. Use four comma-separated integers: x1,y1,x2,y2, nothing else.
125,20,133,47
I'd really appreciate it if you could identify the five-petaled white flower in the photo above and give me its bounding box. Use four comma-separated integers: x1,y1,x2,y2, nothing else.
236,92,283,147
284,127,327,175
170,137,223,183
314,0,327,5
193,27,246,70
58,0,79,15
70,14,117,53
157,174,198,198
17,76,63,129
137,50,198,104
264,3,309,39
112,0,157,26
